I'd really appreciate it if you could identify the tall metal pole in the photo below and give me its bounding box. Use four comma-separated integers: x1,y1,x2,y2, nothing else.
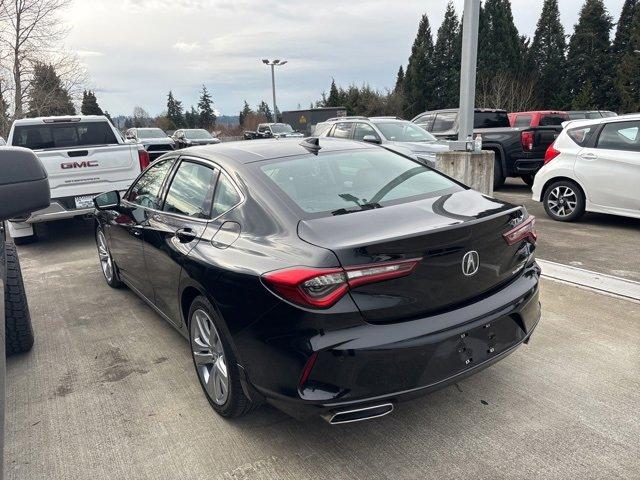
271,64,277,122
457,0,480,145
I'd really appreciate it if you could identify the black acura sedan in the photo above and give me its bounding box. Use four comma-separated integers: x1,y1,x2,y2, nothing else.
93,138,540,424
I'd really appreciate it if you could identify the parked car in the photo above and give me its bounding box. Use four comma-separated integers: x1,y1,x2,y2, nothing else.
567,110,617,120
172,129,221,149
125,127,175,160
508,111,569,127
533,115,640,222
281,107,348,136
1,146,51,476
93,138,540,423
412,108,562,187
6,115,147,243
315,116,449,167
243,123,303,140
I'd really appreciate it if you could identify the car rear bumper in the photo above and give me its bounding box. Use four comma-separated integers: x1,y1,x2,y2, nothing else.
245,262,541,420
513,159,544,175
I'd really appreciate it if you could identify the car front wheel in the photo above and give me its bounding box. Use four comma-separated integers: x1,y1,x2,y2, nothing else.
96,226,123,288
188,295,258,417
543,180,586,222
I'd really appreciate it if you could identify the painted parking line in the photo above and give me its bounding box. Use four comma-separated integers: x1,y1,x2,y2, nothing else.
538,259,640,303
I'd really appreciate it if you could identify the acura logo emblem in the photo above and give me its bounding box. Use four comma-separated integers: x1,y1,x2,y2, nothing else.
462,251,480,276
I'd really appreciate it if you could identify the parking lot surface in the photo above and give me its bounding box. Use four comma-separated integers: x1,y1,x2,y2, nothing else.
496,179,640,281
5,219,640,480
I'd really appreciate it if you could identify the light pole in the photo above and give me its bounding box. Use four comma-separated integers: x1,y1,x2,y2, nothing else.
262,59,287,122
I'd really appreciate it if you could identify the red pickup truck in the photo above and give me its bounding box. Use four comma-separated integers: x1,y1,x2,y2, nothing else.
508,111,569,128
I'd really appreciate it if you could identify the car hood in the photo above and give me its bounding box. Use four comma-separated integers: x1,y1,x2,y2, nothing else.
274,132,304,138
388,141,450,155
184,139,220,145
139,138,175,145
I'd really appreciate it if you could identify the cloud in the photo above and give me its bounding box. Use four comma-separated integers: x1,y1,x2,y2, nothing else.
172,41,201,53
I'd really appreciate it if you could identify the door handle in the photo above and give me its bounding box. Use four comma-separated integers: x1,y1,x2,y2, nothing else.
175,227,197,243
579,152,598,160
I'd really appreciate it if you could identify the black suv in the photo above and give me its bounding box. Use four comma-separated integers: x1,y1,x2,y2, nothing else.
412,108,561,187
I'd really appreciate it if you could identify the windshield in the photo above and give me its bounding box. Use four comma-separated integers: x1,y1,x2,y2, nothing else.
185,129,213,140
271,124,294,134
13,122,118,150
137,128,167,139
258,149,461,216
375,122,437,142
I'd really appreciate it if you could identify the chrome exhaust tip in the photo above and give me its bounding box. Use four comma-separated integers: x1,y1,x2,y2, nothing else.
323,403,394,425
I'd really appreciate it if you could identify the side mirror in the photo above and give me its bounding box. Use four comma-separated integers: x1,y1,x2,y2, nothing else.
0,147,50,220
362,135,381,144
94,190,120,210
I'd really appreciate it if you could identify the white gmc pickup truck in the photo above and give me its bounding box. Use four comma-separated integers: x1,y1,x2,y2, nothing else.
6,115,148,243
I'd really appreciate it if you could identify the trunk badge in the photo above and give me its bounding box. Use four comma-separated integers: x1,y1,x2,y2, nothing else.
462,251,480,277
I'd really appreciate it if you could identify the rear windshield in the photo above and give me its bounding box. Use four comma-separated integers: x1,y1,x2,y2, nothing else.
137,128,167,139
13,122,118,150
185,129,213,139
474,112,509,128
539,114,568,126
271,124,294,133
258,149,461,216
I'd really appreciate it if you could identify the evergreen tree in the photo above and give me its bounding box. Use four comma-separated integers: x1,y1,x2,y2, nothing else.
239,100,252,127
403,14,435,117
478,0,526,80
27,63,75,117
616,5,640,112
81,90,104,115
613,0,638,57
197,85,216,130
394,66,405,94
529,0,568,109
166,91,184,129
566,0,614,109
185,106,198,128
326,79,342,107
432,2,461,109
257,101,273,122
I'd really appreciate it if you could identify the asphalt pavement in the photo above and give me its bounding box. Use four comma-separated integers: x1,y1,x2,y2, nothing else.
495,179,640,282
4,218,640,480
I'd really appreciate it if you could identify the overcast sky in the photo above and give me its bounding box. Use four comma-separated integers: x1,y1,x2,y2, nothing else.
65,0,625,117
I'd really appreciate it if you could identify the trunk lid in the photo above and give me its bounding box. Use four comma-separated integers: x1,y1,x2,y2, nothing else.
298,189,528,323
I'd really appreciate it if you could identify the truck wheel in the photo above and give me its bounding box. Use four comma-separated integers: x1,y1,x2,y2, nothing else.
521,174,535,187
4,242,34,355
543,180,586,222
493,158,505,189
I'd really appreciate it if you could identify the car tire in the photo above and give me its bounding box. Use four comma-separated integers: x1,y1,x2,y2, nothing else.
521,174,535,187
493,157,505,189
4,242,35,355
543,179,586,222
188,295,259,418
95,226,123,288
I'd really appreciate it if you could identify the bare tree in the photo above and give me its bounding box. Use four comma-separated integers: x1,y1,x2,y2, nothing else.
0,0,72,118
477,72,538,113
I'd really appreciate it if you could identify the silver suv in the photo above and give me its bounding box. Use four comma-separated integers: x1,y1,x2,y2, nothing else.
314,116,449,166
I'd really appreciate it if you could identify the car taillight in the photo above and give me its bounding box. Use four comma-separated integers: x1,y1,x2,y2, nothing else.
262,258,422,309
521,131,534,151
138,148,150,171
503,215,537,246
544,143,561,164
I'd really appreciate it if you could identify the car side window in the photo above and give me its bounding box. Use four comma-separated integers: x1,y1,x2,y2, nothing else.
597,121,640,152
125,158,175,209
431,112,457,133
353,123,380,141
328,123,352,139
163,161,217,219
414,114,434,131
211,173,241,218
514,115,533,127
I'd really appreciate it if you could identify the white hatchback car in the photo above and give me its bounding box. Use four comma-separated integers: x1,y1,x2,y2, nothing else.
532,115,640,222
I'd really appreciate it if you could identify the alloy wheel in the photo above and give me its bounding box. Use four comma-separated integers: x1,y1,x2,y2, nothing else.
191,309,229,405
547,186,578,218
97,230,114,283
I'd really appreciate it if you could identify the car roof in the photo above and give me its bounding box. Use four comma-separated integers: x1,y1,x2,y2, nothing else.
12,115,107,125
510,110,568,115
184,138,374,165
